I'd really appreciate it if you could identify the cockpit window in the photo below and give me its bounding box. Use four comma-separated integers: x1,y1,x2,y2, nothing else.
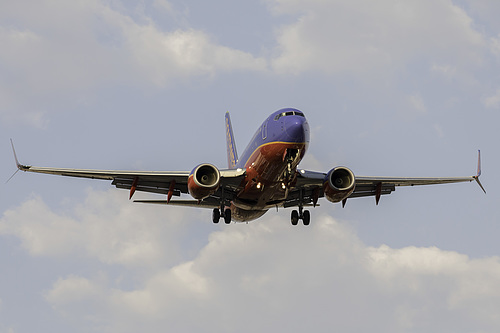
274,111,305,120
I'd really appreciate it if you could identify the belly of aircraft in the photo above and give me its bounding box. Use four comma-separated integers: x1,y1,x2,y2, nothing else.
230,205,268,222
233,141,306,215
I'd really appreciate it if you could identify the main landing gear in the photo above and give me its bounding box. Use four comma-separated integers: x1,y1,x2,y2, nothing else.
213,208,232,224
290,206,310,226
213,188,232,224
290,187,310,226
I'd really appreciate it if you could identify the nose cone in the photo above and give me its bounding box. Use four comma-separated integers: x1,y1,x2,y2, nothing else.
285,116,310,143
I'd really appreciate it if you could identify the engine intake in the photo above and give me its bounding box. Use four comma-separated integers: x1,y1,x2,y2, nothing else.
324,167,355,203
188,164,221,200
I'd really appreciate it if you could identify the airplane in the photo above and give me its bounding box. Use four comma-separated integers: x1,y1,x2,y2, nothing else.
10,108,485,225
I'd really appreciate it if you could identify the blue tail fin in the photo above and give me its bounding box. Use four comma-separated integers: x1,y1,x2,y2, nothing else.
225,112,238,168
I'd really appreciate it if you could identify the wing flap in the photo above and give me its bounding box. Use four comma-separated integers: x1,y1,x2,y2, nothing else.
349,183,395,198
112,177,188,195
114,183,182,197
134,198,220,209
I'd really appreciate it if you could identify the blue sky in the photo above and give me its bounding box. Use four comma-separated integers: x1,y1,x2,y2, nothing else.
0,0,499,332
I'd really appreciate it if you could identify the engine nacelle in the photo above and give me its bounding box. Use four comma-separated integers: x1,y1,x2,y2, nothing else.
188,164,221,200
323,167,356,203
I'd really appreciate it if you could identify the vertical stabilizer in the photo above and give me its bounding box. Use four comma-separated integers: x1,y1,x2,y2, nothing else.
225,112,238,168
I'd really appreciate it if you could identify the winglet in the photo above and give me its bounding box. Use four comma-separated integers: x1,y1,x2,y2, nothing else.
474,150,486,194
225,112,239,169
10,139,21,169
9,139,30,171
477,150,482,177
6,139,25,183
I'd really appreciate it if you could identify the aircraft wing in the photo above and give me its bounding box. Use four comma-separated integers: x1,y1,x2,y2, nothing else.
11,141,245,203
286,151,484,207
17,163,245,196
285,172,481,208
352,150,485,201
349,175,478,202
15,163,245,201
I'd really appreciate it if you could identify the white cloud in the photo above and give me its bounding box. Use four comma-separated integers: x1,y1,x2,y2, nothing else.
269,0,485,76
433,123,445,138
117,25,267,85
0,190,204,268
45,275,104,306
43,274,111,325
11,202,495,332
0,0,266,84
0,195,82,257
408,93,427,114
152,0,174,13
489,32,500,58
431,63,458,79
482,88,500,109
1,188,500,331
464,0,500,35
0,0,266,126
0,326,14,333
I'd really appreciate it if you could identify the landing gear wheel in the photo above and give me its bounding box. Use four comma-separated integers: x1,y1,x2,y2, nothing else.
291,210,299,226
224,208,232,224
212,208,220,223
302,210,310,226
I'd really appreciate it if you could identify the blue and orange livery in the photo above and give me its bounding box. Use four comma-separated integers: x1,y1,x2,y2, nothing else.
11,108,484,225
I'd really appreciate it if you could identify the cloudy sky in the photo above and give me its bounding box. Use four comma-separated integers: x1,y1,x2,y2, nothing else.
0,0,499,332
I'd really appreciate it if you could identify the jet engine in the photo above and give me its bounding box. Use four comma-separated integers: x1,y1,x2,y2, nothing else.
188,163,221,200
323,167,355,203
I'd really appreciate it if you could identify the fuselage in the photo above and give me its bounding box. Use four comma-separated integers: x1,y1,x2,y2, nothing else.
231,108,310,221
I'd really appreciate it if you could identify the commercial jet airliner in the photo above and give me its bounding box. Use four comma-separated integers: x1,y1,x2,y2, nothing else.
11,108,485,225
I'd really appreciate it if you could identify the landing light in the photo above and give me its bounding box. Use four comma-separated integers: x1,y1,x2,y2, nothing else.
256,182,262,189
282,183,286,189
301,169,305,174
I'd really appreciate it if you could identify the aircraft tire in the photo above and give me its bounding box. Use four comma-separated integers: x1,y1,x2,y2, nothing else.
224,208,232,224
303,210,310,226
291,210,299,225
212,208,220,223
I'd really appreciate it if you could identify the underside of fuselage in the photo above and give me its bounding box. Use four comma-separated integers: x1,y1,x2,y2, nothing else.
230,205,268,222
